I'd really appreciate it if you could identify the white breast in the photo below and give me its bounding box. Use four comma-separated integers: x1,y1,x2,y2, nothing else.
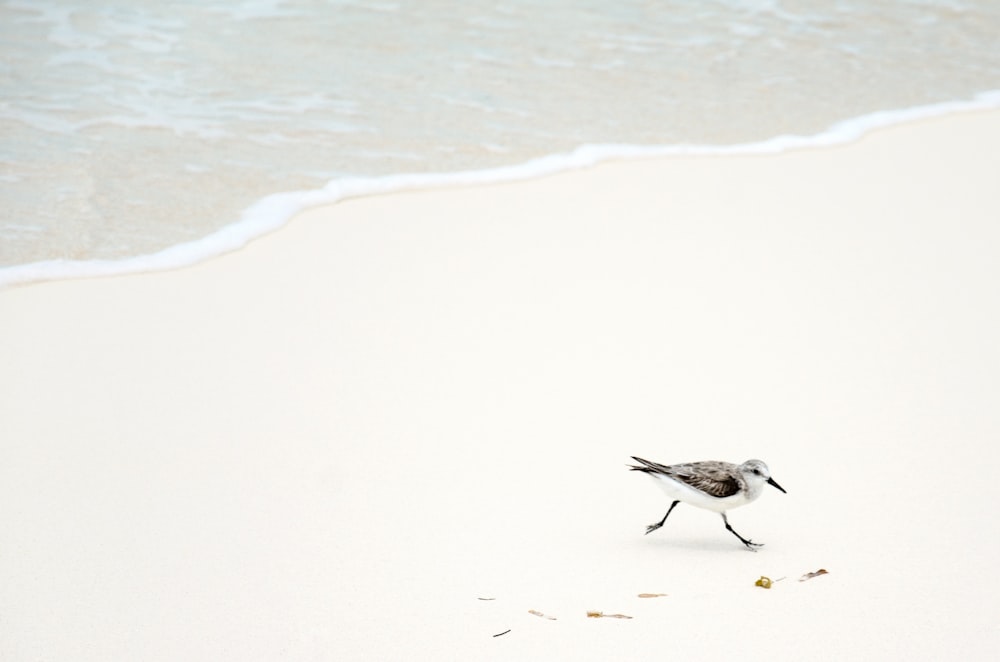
647,473,756,513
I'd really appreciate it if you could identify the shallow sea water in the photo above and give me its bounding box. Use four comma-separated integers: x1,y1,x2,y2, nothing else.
2,0,999,272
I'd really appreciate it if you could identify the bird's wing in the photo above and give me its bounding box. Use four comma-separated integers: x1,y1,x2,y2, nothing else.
667,462,743,498
630,458,743,498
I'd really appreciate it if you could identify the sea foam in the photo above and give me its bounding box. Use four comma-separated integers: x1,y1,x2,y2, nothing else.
4,0,1000,271
3,91,998,290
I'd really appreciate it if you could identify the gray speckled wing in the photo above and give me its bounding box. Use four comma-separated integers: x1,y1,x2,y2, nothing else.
666,461,744,498
629,457,743,498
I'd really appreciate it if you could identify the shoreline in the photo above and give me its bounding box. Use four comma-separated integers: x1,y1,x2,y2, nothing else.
3,90,1000,290
2,105,999,659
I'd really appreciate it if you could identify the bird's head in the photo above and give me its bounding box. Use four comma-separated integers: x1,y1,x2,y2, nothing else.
741,459,786,494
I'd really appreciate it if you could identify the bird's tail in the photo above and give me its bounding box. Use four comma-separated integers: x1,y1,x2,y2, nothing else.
627,456,662,474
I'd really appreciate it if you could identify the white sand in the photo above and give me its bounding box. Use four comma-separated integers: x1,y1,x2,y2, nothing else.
2,110,1000,660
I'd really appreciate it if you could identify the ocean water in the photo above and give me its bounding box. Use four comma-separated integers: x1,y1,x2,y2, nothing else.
2,0,999,285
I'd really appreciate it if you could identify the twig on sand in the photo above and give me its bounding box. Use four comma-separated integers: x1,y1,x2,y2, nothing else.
528,609,557,620
587,611,632,619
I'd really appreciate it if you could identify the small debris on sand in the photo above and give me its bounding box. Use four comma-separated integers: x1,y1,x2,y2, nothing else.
587,611,633,619
799,569,829,582
528,609,557,620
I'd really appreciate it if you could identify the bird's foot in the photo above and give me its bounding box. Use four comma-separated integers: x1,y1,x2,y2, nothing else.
645,523,663,535
742,540,763,551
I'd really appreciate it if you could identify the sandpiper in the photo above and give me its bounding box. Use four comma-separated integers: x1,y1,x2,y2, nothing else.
628,457,786,550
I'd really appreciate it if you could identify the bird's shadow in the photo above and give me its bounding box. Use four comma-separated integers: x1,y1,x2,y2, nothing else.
640,535,757,554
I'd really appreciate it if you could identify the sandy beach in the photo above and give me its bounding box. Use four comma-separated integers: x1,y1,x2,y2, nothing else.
2,109,999,660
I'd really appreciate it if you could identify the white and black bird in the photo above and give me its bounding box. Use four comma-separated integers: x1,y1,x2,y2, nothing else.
628,457,786,550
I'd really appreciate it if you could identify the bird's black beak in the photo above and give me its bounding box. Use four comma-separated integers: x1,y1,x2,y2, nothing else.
767,477,787,494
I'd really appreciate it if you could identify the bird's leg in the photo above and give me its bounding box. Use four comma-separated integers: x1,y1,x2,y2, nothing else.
721,513,762,550
645,500,680,535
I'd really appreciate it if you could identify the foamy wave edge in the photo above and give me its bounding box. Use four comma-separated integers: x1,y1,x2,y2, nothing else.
4,90,1000,289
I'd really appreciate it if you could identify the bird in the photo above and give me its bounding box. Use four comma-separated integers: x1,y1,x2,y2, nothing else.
628,456,786,550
